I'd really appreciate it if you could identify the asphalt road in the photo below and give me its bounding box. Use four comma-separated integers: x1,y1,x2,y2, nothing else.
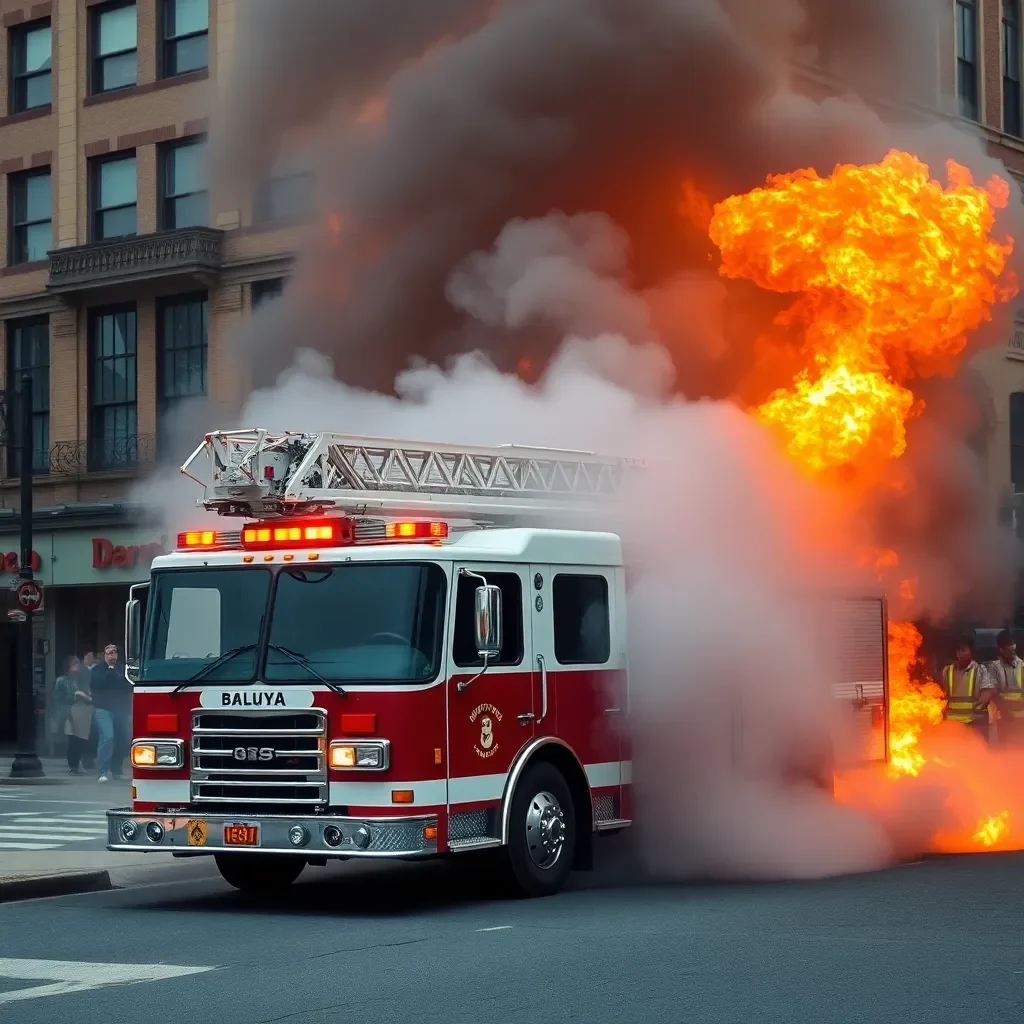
2,841,1023,1023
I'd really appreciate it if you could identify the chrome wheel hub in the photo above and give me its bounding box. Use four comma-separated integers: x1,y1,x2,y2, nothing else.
525,790,565,870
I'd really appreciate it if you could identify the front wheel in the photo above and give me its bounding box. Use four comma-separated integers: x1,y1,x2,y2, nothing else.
215,853,306,893
504,761,576,898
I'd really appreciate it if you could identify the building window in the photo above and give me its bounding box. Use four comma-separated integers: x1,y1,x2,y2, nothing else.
157,293,208,448
5,317,49,477
253,153,314,225
88,306,137,470
161,0,208,77
251,278,285,308
159,137,208,229
9,18,51,113
552,574,610,665
90,1,137,94
1006,0,1023,135
8,168,51,265
90,152,137,241
957,0,980,121
452,571,523,667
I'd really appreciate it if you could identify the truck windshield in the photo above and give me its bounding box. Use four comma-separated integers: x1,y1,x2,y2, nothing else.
141,569,271,682
265,563,446,683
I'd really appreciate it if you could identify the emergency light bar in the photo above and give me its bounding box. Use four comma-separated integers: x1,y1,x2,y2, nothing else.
175,518,452,552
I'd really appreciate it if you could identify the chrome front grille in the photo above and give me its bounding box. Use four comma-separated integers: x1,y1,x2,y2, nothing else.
191,709,327,807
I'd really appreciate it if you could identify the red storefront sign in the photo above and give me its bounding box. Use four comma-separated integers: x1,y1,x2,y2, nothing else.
1,550,42,573
92,537,166,570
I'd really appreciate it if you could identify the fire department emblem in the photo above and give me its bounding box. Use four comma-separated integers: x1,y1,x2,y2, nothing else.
470,702,503,759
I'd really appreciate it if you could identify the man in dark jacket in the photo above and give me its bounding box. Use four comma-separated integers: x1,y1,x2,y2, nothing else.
90,643,131,781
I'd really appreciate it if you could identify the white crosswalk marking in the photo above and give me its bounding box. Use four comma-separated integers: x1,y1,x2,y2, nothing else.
0,959,217,1004
0,810,108,850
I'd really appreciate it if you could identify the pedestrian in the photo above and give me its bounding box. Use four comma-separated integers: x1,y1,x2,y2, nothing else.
80,651,97,769
984,629,1024,746
54,656,93,774
941,635,996,742
90,644,130,782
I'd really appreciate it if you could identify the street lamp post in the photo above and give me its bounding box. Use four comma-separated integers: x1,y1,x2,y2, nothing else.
4,374,43,779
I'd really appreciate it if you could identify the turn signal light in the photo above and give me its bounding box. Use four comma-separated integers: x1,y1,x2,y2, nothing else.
241,518,354,549
384,521,449,541
329,740,389,769
130,740,184,768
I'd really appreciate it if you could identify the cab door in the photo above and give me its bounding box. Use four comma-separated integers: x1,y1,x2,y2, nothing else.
533,564,624,814
446,564,534,808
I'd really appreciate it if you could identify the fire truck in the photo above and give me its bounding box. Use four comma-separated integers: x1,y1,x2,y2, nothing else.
107,429,889,897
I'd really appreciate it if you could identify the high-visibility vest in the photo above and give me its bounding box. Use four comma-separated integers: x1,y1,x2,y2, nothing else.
943,664,981,723
999,661,1024,718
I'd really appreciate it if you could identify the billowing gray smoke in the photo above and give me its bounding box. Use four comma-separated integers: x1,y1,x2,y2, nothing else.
213,0,953,394
167,0,1024,879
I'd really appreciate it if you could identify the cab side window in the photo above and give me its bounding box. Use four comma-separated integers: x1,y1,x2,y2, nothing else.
452,571,524,667
553,573,610,665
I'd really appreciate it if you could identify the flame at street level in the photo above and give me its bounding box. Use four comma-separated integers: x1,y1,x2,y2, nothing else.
974,812,1011,847
885,621,946,779
708,150,1017,472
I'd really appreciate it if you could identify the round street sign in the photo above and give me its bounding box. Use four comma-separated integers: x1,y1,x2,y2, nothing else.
15,579,42,612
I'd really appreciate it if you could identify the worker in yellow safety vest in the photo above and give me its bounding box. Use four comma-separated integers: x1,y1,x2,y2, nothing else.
986,629,1024,746
942,635,997,741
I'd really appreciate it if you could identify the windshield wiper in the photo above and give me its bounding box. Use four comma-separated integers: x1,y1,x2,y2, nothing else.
268,644,346,696
173,644,258,692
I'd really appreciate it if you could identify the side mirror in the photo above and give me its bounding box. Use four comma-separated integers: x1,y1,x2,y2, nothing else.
125,598,142,684
474,584,503,660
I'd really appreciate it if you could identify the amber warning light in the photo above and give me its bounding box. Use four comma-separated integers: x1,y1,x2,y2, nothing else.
385,521,449,540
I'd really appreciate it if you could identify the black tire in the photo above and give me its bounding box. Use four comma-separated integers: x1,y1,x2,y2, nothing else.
504,761,576,898
214,853,306,893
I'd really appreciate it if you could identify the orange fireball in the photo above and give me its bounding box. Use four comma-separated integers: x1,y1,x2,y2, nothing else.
709,149,1016,472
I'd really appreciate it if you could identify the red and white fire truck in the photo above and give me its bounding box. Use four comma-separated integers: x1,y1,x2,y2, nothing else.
107,429,889,897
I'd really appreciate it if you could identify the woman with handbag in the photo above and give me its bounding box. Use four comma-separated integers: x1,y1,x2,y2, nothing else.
54,656,93,775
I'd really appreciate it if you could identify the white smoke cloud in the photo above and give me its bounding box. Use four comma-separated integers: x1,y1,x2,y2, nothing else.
234,319,899,880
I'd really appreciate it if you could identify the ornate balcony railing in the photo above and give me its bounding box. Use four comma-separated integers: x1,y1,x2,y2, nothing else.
47,228,224,295
10,434,160,478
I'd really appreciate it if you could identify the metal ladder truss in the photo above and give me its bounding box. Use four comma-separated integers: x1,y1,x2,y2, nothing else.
181,428,648,520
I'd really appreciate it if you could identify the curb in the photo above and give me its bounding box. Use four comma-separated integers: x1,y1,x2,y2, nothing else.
0,869,113,903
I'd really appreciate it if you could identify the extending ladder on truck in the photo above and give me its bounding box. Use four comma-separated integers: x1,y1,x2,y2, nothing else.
180,428,648,521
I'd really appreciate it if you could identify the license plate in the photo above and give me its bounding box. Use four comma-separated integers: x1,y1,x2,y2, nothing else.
223,822,260,847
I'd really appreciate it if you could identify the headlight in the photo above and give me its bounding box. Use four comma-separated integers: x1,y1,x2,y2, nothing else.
329,740,389,770
131,739,184,768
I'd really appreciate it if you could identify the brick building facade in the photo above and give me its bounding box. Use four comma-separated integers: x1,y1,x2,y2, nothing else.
0,0,309,743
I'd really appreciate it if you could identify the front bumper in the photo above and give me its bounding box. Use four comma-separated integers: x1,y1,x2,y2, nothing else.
106,807,438,858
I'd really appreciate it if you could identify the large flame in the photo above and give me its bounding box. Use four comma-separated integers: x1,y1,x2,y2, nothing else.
709,150,1015,473
705,149,1019,855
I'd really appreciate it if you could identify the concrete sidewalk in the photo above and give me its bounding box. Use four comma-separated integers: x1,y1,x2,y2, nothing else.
0,849,219,903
